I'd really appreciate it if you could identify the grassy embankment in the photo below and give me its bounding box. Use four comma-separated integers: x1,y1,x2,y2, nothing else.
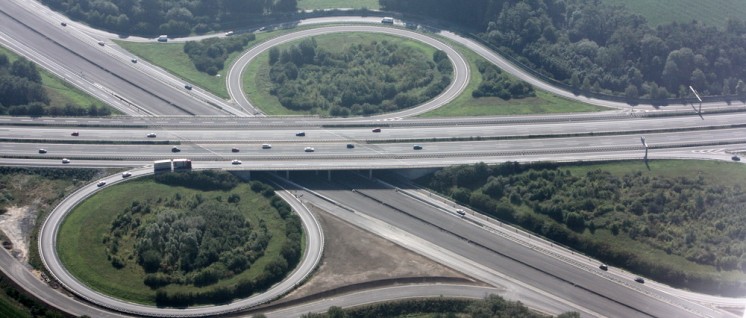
57,177,290,305
600,0,746,28
0,46,110,113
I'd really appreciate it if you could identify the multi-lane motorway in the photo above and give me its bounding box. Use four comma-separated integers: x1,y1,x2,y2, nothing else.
1,0,746,317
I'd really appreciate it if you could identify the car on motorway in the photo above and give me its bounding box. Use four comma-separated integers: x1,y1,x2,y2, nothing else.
346,143,355,149
262,144,272,149
171,146,181,153
61,158,70,164
225,30,234,36
97,181,106,187
455,209,466,216
733,155,741,161
634,277,645,284
413,145,423,150
60,21,67,27
372,128,381,133
231,159,242,165
38,149,47,154
157,35,168,42
131,58,138,63
184,84,193,90
599,264,608,271
304,147,315,152
296,131,306,137
121,172,132,178
147,133,156,138
71,131,79,136
231,147,240,152
97,40,105,46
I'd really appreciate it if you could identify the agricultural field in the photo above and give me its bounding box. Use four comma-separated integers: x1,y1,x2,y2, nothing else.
600,0,746,28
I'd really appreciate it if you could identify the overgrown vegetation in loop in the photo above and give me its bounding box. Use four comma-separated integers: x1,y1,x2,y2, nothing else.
183,34,256,75
300,294,579,318
41,0,298,37
57,172,303,306
420,160,746,296
380,0,746,101
266,38,452,116
0,48,111,117
472,60,535,99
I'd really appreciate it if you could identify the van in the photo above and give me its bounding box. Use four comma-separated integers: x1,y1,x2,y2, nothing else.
157,35,168,42
381,17,394,24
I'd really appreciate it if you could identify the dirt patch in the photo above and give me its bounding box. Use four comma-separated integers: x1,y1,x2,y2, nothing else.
0,206,36,263
281,204,481,302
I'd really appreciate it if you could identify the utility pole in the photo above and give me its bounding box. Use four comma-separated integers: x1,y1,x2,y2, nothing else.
641,136,648,161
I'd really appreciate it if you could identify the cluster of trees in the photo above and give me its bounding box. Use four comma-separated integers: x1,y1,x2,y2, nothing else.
472,60,535,99
184,34,256,75
105,194,271,288
381,0,746,100
154,170,239,191
0,53,111,117
124,175,303,307
267,38,452,116
425,162,746,295
41,0,298,36
301,295,579,318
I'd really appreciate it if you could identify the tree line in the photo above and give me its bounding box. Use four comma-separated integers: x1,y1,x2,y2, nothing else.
267,38,452,116
300,295,579,318
380,0,746,101
424,162,746,296
41,0,298,37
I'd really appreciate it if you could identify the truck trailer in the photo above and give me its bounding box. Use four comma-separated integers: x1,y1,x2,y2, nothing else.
153,159,192,173
153,160,172,174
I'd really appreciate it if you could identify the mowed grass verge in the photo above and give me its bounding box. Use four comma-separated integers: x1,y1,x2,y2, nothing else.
600,0,746,28
0,45,110,113
244,32,441,116
57,177,290,305
298,0,379,10
564,160,746,282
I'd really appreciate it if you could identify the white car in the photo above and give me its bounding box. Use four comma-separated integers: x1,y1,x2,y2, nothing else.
147,133,157,138
304,147,315,152
122,172,132,178
231,159,242,165
61,158,70,164
262,144,272,149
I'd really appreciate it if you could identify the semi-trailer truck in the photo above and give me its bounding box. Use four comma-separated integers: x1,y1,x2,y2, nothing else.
153,159,192,173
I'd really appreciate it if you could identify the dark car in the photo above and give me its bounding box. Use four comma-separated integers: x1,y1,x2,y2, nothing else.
346,144,355,149
599,264,608,271
97,181,107,187
413,145,423,150
634,277,645,284
184,84,193,90
147,133,157,138
71,131,79,136
231,147,240,153
296,132,306,137
733,155,741,161
372,128,381,133
38,149,47,154
60,22,67,27
171,147,181,153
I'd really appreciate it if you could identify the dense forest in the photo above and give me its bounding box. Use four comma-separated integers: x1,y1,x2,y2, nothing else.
184,34,256,75
302,295,579,318
423,162,746,295
41,0,298,36
381,0,746,101
472,60,535,99
268,39,452,116
0,53,110,117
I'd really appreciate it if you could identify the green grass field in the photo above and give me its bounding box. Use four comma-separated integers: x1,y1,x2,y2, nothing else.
244,32,441,116
0,45,110,113
600,0,746,28
57,177,290,305
298,0,379,10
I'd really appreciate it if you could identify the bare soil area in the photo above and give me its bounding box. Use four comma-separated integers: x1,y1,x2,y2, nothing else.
0,206,36,263
281,204,481,302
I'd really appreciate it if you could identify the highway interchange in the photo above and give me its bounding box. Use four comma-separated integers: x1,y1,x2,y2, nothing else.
1,0,746,317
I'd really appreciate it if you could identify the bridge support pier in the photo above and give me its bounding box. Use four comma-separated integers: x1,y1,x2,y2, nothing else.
328,170,332,181
369,169,373,179
286,170,290,179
